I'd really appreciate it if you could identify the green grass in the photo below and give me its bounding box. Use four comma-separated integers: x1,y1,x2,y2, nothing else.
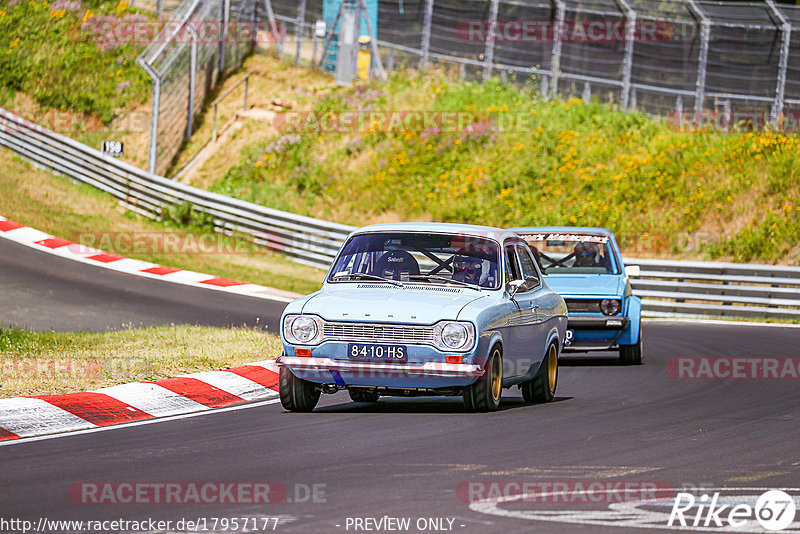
209,67,800,265
0,325,281,398
0,0,150,122
0,148,325,295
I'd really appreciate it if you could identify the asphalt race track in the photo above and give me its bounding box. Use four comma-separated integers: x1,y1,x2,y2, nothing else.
0,238,286,333
2,239,800,533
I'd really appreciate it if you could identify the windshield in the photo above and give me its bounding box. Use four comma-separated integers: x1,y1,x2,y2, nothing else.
328,232,501,289
516,232,619,274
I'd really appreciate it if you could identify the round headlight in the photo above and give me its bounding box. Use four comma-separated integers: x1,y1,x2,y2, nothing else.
291,316,318,343
441,323,468,349
600,299,621,316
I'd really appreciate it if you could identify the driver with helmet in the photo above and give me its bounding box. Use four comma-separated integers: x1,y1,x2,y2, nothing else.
452,255,483,285
573,241,601,267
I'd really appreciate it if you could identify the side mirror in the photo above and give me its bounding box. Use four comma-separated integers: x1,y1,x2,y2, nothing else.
625,265,640,277
524,275,539,290
507,279,524,298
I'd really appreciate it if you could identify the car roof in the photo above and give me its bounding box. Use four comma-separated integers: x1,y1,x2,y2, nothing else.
352,222,524,243
509,226,615,237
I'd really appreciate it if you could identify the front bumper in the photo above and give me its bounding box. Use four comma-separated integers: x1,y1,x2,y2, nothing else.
564,315,629,352
277,355,485,388
567,316,628,330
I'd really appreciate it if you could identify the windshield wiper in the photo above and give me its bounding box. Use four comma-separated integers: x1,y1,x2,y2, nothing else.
332,272,403,287
407,274,481,291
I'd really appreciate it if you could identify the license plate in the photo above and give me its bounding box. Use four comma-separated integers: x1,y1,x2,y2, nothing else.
348,343,407,362
565,329,574,345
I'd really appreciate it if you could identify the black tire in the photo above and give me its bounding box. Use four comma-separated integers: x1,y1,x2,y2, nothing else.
279,366,321,412
619,324,643,365
521,342,558,403
463,346,503,412
348,389,380,403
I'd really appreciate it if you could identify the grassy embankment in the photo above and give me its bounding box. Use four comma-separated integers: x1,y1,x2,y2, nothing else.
0,0,156,168
208,65,800,265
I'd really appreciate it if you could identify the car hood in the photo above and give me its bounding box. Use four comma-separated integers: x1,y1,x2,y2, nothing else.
542,274,624,297
301,285,490,323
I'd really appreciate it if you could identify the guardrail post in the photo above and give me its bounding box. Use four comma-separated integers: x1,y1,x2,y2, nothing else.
550,0,565,99
766,0,790,126
295,0,307,65
483,0,500,79
419,0,434,70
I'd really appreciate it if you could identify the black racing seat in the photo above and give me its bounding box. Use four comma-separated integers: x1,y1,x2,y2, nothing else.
372,250,420,280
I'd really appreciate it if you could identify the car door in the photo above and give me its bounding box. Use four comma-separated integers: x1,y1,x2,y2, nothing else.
502,242,537,379
516,244,549,374
498,243,522,377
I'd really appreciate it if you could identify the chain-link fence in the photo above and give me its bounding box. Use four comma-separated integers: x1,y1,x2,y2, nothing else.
137,0,258,175
267,0,799,127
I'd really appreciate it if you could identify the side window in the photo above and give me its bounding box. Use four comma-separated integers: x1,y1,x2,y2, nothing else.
517,245,540,286
504,244,521,282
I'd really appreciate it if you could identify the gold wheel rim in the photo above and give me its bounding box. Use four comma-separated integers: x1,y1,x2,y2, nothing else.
548,345,557,391
491,352,502,401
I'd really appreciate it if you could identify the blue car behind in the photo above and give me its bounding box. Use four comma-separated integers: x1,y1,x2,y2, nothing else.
509,227,643,365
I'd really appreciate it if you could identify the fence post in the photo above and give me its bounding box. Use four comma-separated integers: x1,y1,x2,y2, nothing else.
483,0,500,79
295,0,307,65
156,0,163,17
614,0,636,109
263,0,284,57
218,0,230,74
140,60,160,175
685,0,709,121
550,0,565,99
419,0,434,70
766,0,790,126
186,23,198,138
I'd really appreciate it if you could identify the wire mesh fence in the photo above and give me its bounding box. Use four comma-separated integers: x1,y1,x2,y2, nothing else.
265,0,799,130
137,0,257,176
136,0,798,175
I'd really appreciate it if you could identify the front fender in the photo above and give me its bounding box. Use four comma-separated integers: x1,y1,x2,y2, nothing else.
618,295,642,345
475,330,504,370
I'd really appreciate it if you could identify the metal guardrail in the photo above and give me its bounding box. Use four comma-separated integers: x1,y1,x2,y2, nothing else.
1,106,799,320
0,107,354,271
625,258,800,319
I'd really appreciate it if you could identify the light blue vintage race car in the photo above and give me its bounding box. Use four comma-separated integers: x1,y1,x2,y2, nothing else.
277,223,568,412
509,227,643,365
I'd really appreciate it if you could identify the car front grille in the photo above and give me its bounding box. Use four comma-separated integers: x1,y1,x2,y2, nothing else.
323,322,435,344
564,299,601,313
